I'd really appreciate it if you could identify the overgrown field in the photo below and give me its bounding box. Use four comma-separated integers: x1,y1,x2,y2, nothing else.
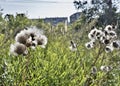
0,26,120,86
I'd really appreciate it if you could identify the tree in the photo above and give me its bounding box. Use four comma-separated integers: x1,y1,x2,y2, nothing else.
4,14,15,28
15,13,30,28
73,0,119,26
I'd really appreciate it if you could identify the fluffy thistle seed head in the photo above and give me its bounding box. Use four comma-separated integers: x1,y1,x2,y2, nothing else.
86,25,119,53
99,36,106,43
103,39,111,45
113,42,119,48
30,40,38,50
35,35,48,48
104,25,113,31
30,33,36,40
88,33,95,40
15,32,30,45
15,29,35,48
109,31,116,36
111,24,117,30
85,40,95,49
11,26,48,56
111,40,120,49
104,30,109,36
88,28,98,40
105,45,114,53
10,43,28,56
91,66,97,74
108,31,117,39
69,40,77,51
70,40,77,48
100,65,112,72
95,30,104,40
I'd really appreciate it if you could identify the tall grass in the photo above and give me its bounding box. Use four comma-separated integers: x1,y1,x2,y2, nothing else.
0,27,120,86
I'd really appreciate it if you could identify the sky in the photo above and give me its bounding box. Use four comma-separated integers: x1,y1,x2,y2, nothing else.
0,0,78,19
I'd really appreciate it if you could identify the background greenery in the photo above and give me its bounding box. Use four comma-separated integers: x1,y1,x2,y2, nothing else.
0,0,120,85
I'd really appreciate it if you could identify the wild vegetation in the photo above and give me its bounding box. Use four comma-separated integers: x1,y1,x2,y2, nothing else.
0,0,120,86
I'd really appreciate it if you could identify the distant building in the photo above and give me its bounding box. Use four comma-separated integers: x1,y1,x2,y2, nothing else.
70,12,81,23
43,17,68,25
31,12,81,25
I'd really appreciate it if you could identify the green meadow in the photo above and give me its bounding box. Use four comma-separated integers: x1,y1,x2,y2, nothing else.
0,14,120,86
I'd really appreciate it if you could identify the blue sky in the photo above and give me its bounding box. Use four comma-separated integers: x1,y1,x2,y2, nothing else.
0,0,78,18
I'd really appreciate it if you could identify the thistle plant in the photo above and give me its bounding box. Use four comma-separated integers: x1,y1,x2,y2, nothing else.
69,40,77,51
85,25,120,52
84,25,120,85
9,26,48,56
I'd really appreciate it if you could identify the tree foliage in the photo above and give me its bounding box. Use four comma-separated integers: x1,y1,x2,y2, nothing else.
73,0,119,25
